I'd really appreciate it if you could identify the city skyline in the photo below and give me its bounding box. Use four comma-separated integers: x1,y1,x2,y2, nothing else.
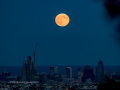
0,59,120,90
1,60,120,82
0,0,120,66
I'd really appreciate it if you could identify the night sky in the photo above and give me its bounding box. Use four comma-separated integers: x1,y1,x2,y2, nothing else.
0,0,120,66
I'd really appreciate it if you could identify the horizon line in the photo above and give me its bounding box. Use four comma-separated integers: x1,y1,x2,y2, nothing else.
0,65,120,66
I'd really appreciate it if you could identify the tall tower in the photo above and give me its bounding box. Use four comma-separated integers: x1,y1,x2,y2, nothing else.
26,56,32,81
66,67,72,79
22,57,27,81
33,43,38,76
97,60,104,83
30,58,35,81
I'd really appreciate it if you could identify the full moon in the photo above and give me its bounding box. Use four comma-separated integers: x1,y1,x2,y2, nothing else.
55,13,70,27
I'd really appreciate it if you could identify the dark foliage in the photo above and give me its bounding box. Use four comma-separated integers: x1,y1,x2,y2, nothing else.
103,0,120,43
94,0,120,44
104,0,120,19
97,75,120,90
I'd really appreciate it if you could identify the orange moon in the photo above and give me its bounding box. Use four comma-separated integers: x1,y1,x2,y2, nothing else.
55,13,70,27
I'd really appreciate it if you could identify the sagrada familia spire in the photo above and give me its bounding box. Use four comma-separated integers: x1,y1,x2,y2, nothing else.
22,56,37,81
22,43,38,81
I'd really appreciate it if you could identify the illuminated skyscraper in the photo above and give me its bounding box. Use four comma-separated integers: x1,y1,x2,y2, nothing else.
97,60,104,83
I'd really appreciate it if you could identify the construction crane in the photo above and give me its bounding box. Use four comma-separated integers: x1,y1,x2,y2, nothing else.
33,43,38,64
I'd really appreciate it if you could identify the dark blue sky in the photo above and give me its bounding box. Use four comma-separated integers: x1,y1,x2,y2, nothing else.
0,0,120,66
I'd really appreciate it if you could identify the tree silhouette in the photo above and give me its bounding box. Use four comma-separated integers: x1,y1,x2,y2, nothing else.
95,0,120,44
103,0,120,44
97,75,120,90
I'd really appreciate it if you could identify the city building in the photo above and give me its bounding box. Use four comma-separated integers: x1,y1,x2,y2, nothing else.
54,73,62,82
77,68,83,82
0,72,11,81
112,75,120,81
93,68,97,82
96,60,104,83
39,73,47,84
84,65,90,69
62,75,67,83
2,72,11,77
21,59,27,81
83,66,95,82
86,78,91,83
109,72,120,81
54,65,58,74
31,59,35,81
34,73,40,81
104,70,110,78
49,66,55,78
66,67,72,79
26,56,32,81
6,76,18,81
